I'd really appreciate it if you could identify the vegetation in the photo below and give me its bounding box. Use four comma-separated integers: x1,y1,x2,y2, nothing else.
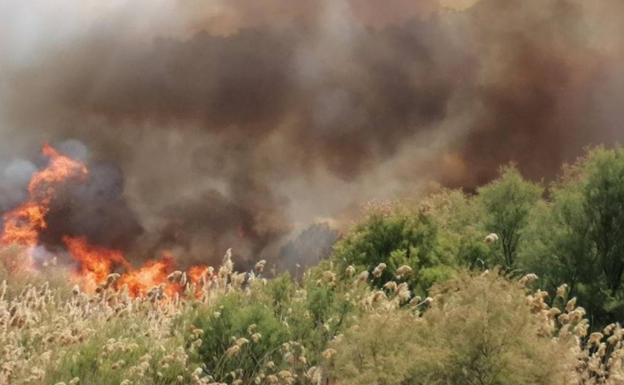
330,271,577,385
4,146,624,384
332,146,624,327
476,165,543,270
3,251,623,385
331,203,454,296
521,147,624,326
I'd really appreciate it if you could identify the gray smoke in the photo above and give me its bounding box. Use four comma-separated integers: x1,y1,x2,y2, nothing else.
1,0,623,267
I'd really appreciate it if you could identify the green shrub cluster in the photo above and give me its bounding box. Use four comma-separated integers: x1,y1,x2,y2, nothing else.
332,206,455,297
332,146,624,327
181,273,358,384
330,272,576,385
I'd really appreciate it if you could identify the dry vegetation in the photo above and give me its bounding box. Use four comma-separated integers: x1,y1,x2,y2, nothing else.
2,243,624,385
3,147,624,384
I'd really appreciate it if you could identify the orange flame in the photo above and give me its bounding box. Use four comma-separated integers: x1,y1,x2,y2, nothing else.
63,235,131,293
188,265,210,284
1,144,87,247
0,144,209,298
118,253,178,297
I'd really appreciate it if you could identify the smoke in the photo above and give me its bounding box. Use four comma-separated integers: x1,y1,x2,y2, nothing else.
1,0,624,266
279,223,339,275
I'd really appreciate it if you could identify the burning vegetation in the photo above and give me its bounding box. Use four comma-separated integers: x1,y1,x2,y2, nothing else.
0,144,213,297
2,145,624,384
4,0,624,384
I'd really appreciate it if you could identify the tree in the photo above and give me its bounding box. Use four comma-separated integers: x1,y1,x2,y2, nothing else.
422,189,490,269
583,148,624,293
522,147,624,326
332,204,453,294
477,165,542,269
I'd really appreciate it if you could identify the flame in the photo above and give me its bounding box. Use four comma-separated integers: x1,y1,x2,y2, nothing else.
1,144,88,247
0,202,46,246
0,144,210,298
30,144,88,201
63,235,131,293
188,265,210,284
118,253,177,297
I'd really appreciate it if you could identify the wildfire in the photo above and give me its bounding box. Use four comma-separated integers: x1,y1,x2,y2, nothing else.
63,236,132,293
188,265,210,284
118,253,177,297
0,144,211,298
1,144,87,247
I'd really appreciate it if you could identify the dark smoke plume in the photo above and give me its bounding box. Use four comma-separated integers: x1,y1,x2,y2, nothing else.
1,0,623,266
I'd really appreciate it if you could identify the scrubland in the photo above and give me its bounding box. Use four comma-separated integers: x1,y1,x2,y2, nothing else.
4,146,624,385
2,251,624,385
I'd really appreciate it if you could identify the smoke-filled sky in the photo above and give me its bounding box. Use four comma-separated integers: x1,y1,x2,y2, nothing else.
1,0,623,267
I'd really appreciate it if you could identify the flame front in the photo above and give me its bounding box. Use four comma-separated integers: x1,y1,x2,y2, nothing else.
63,235,131,293
0,144,209,297
118,253,178,297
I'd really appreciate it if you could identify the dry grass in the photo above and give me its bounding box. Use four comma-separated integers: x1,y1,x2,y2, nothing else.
1,248,623,385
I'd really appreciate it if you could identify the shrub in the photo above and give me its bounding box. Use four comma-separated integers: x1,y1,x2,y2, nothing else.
187,291,291,383
44,314,189,385
329,271,576,385
477,165,543,270
521,147,624,326
332,204,453,295
185,271,358,383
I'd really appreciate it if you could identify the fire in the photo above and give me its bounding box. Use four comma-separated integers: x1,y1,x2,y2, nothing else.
30,144,88,201
63,236,131,293
0,202,46,246
188,265,210,284
118,253,177,297
1,144,87,247
0,144,210,298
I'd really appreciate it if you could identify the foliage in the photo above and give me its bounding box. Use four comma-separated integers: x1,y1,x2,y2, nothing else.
2,250,624,385
330,271,576,385
183,269,360,384
521,147,624,326
423,189,490,269
188,292,291,383
332,204,454,295
44,318,189,385
476,165,543,269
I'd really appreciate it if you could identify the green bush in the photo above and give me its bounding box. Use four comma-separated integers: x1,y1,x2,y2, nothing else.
521,146,624,326
332,205,454,295
188,291,291,383
185,272,358,383
330,271,575,385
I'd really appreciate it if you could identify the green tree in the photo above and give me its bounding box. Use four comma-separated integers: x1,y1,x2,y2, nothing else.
423,189,490,269
477,165,543,269
522,147,624,326
584,148,624,293
332,204,454,294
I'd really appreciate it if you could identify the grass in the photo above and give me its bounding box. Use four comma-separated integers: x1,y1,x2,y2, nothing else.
1,248,623,385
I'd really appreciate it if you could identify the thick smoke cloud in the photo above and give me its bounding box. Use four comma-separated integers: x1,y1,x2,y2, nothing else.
41,161,144,251
1,0,623,267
